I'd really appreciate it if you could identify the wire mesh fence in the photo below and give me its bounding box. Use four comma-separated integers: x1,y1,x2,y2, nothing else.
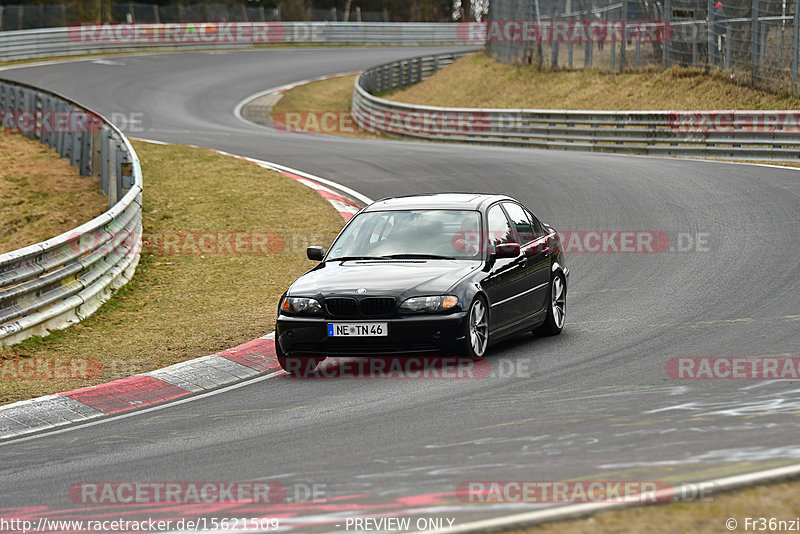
485,0,800,95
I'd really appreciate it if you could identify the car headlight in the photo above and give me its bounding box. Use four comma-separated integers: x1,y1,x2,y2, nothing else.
281,297,323,315
399,295,459,314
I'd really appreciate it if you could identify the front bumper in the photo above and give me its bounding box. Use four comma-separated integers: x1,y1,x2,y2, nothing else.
276,312,468,357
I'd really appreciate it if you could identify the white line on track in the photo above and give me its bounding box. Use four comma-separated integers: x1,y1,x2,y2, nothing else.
0,369,283,447
427,463,800,533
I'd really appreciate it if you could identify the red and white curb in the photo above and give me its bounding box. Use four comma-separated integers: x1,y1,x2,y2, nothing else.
0,152,370,441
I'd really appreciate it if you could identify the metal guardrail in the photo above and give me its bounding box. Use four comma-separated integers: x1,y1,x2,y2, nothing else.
0,23,468,61
351,51,800,162
0,79,142,346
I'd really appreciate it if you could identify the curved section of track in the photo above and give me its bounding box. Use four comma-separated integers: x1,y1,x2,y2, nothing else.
1,47,799,531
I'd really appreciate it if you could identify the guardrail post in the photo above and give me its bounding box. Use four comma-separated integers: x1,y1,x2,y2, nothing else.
41,95,51,148
24,89,35,140
794,0,799,95
117,149,133,203
108,137,119,205
80,118,92,177
34,92,42,141
61,105,71,159
11,85,19,117
71,131,81,169
56,102,65,157
100,128,110,198
91,122,102,181
48,97,58,150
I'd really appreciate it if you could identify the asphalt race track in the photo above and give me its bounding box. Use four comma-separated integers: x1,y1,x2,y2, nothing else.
1,47,799,531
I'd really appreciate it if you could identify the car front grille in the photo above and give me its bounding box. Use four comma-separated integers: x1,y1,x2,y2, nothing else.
325,298,357,316
325,296,396,317
360,297,396,316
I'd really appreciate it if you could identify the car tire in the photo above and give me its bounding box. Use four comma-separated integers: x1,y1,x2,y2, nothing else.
536,272,566,336
276,340,324,377
462,296,489,358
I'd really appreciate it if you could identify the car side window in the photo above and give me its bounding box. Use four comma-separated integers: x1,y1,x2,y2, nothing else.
502,202,536,244
523,207,545,238
487,204,515,252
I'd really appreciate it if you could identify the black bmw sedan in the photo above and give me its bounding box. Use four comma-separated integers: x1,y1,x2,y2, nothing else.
275,193,568,375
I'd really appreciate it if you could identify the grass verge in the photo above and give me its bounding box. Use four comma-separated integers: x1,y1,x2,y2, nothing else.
0,141,344,405
268,73,379,139
515,479,799,533
386,52,800,110
0,133,108,253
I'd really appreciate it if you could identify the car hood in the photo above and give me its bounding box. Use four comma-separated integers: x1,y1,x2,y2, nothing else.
289,260,480,298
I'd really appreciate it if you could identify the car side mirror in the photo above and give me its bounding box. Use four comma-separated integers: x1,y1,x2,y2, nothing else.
307,246,324,261
494,242,521,258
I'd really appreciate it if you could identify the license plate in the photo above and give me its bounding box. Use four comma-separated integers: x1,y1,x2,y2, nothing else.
328,322,388,337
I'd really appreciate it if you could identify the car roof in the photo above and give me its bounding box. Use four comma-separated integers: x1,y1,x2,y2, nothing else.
363,193,515,212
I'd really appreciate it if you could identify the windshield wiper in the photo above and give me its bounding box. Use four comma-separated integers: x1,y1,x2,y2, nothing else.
381,254,457,260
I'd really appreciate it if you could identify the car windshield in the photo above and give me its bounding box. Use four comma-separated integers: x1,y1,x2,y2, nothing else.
328,210,482,261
